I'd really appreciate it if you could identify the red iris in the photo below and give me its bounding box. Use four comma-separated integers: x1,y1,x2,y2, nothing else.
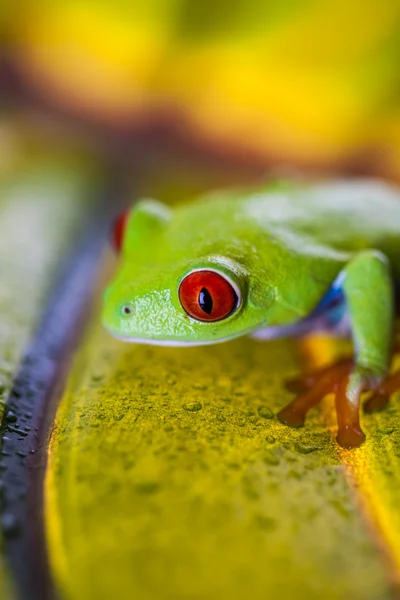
111,210,130,253
179,270,238,322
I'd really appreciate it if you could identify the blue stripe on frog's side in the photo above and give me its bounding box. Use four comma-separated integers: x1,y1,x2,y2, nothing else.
311,273,346,329
251,272,348,341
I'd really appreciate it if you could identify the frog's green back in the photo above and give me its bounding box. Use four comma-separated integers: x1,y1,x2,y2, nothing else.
175,179,400,263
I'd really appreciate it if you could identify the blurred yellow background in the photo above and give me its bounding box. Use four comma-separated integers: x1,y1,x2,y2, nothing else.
3,0,400,176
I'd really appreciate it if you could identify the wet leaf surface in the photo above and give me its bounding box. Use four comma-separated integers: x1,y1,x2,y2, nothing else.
46,297,397,600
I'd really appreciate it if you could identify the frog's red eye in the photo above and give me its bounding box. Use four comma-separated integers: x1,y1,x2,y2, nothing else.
179,270,239,322
111,210,130,253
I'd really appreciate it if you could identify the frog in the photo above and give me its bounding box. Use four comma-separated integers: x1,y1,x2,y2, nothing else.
102,179,400,448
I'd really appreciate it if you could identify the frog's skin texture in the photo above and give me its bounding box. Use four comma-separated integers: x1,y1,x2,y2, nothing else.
103,179,400,447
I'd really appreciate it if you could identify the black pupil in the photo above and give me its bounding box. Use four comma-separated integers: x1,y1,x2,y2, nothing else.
198,287,213,315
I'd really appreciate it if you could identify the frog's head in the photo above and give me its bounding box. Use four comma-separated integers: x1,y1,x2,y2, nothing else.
102,197,297,346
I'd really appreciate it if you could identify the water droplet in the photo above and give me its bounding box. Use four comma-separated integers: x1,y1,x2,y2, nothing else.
6,411,17,423
263,451,280,466
265,435,276,444
183,401,202,412
254,514,276,531
192,383,207,391
7,426,27,436
378,427,395,436
2,513,19,537
227,461,240,470
221,396,232,403
287,469,302,480
91,374,103,382
258,406,274,419
294,443,323,455
135,482,161,494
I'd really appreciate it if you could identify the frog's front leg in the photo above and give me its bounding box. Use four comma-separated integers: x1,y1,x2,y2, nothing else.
279,251,394,449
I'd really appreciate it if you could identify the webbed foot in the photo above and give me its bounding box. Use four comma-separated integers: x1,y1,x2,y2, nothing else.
278,327,400,448
279,359,366,448
278,359,378,449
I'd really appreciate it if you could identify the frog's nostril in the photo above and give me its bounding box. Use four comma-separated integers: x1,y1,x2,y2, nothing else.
122,304,133,316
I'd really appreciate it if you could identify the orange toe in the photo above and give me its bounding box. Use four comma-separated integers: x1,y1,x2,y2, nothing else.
364,370,400,413
280,338,400,447
336,426,366,449
335,375,365,449
278,361,352,429
279,358,368,448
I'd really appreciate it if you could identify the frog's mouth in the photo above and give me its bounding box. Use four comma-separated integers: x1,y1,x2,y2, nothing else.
107,330,244,347
106,304,350,346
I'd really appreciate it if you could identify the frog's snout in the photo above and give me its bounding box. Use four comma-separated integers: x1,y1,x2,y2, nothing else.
102,284,136,328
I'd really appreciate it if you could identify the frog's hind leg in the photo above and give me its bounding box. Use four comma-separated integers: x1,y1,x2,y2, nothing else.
280,342,400,449
278,358,366,448
278,360,352,426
